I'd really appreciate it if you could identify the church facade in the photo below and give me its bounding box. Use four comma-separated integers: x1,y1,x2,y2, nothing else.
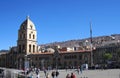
0,17,91,69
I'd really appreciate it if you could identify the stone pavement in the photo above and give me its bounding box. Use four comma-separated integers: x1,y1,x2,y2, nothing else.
28,69,120,78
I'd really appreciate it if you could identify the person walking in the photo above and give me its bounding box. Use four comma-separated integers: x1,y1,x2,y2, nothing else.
66,74,71,78
55,70,59,78
71,73,76,78
51,71,56,78
80,65,83,74
44,69,47,77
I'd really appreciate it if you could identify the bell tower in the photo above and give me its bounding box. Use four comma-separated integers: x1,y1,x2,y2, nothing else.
17,16,37,54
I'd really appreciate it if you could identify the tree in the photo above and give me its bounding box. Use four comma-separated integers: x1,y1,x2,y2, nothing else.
103,53,112,63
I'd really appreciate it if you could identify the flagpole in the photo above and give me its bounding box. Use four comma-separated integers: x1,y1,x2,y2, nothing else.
90,22,94,67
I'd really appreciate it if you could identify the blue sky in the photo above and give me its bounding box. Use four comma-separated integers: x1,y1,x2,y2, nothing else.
0,0,120,50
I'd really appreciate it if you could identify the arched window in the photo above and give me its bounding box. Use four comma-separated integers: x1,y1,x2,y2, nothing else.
29,34,31,39
33,45,35,52
29,44,31,52
33,34,35,39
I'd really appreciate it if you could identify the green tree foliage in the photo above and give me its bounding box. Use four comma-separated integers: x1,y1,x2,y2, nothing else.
103,53,112,61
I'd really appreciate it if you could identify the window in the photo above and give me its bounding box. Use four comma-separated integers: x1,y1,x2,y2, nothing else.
29,34,31,39
33,35,35,39
29,44,31,52
33,45,35,52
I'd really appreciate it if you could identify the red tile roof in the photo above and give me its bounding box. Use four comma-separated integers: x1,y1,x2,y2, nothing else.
30,50,92,55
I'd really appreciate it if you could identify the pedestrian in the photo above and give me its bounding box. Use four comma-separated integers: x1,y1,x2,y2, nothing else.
80,65,83,74
71,73,76,78
66,74,71,78
51,71,56,78
44,69,47,77
36,68,39,75
55,70,59,78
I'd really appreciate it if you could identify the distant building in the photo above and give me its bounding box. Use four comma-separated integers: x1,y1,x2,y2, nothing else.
93,44,120,67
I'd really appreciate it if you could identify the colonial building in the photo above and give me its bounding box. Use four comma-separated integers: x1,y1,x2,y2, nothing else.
0,17,92,69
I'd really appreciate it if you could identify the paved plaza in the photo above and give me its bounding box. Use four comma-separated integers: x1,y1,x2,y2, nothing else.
29,69,120,78
0,68,120,78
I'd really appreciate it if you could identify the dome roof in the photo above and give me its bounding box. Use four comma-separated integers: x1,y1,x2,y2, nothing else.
20,16,36,30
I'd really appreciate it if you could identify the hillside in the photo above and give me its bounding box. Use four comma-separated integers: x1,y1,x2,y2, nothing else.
40,34,120,48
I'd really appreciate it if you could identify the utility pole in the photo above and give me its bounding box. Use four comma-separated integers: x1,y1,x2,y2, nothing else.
90,22,94,67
